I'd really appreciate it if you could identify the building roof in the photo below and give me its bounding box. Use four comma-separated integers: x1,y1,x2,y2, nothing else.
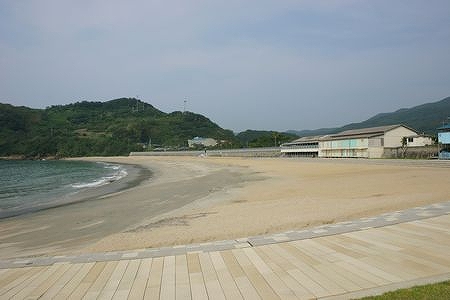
283,135,323,146
437,124,450,130
404,134,433,138
323,124,417,140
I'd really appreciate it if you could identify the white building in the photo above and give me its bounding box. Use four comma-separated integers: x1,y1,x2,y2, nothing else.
404,134,433,147
319,124,426,158
318,125,435,158
280,136,321,157
437,122,450,159
188,137,217,148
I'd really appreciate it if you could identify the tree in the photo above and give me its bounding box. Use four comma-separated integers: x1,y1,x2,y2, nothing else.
401,137,408,158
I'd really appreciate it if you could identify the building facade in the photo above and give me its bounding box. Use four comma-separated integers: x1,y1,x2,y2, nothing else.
319,125,422,158
437,122,450,159
188,137,217,148
282,124,433,159
404,134,433,147
280,136,321,157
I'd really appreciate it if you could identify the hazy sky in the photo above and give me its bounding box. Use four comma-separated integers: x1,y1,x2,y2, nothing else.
1,0,449,132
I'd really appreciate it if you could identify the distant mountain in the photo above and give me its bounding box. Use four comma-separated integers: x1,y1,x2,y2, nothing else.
0,98,238,158
287,96,450,137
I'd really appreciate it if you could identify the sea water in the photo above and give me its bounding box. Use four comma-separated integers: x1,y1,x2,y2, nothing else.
0,160,127,218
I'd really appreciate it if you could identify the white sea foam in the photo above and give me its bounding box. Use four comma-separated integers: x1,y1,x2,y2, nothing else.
71,165,128,189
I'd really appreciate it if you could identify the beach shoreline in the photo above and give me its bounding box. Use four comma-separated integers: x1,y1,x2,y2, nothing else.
0,156,449,260
0,156,254,259
0,160,151,220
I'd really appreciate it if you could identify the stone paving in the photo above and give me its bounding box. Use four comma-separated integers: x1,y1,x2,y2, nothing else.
1,200,449,270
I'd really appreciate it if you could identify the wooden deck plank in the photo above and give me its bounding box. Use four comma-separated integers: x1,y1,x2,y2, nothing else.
326,234,382,258
198,252,226,300
412,220,450,234
27,263,71,299
96,260,128,300
128,258,152,300
232,248,280,300
83,261,119,300
282,242,322,266
270,244,329,298
210,251,243,300
319,260,373,291
394,222,448,241
187,253,208,300
0,267,42,297
175,255,192,300
67,261,106,299
11,264,61,299
359,228,450,274
112,259,140,300
243,247,298,299
316,236,367,259
400,246,450,267
386,226,450,256
335,250,403,284
0,268,30,289
160,256,176,300
41,264,84,300
54,262,95,299
333,257,390,286
144,256,164,300
285,240,345,294
361,255,418,281
0,267,45,299
0,214,448,300
220,251,261,300
345,231,403,252
373,226,450,251
313,262,362,293
277,242,347,296
427,215,450,226
256,246,315,299
374,232,442,274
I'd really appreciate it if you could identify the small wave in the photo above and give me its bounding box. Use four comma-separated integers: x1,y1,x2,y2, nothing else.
72,167,128,189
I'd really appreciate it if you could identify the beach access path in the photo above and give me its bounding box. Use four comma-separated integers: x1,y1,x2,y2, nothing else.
0,201,449,299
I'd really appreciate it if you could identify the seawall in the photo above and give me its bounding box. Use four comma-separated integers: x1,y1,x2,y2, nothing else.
130,147,281,157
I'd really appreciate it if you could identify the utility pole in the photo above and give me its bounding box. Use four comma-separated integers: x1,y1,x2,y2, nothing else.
183,97,187,114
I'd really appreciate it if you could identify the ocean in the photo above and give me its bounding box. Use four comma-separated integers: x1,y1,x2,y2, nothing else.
0,160,128,219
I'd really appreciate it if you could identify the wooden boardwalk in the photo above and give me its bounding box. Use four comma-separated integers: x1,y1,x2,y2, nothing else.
0,214,449,299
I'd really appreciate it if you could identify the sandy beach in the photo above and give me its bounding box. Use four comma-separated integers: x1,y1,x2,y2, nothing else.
0,156,449,259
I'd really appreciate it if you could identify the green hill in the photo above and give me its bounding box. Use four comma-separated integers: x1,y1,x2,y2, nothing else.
0,98,237,158
236,130,298,147
288,96,450,137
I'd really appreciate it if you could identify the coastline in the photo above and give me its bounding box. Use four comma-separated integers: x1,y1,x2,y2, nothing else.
0,160,151,220
0,156,254,259
0,156,449,260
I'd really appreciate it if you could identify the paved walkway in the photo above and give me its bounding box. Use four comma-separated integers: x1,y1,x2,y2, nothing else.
0,201,449,299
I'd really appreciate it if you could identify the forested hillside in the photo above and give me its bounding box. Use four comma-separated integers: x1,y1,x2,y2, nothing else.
0,98,237,158
236,130,297,147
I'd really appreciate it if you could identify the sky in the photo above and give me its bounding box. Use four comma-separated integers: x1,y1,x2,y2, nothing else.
1,0,449,132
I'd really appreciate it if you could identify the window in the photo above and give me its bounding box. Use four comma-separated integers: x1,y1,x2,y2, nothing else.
408,137,414,143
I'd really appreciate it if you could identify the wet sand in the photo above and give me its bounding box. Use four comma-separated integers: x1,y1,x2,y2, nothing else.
0,156,449,259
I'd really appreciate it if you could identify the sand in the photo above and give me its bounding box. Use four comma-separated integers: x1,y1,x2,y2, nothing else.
0,156,449,259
